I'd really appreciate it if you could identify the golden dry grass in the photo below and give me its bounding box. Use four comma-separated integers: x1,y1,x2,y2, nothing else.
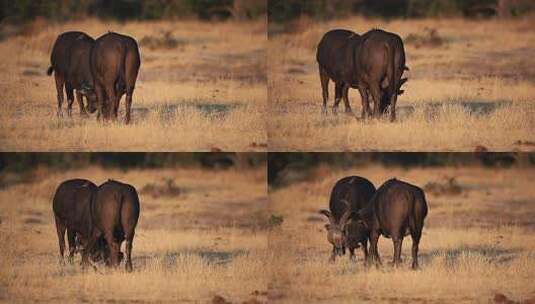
268,165,535,303
0,165,268,303
268,17,535,151
0,18,267,151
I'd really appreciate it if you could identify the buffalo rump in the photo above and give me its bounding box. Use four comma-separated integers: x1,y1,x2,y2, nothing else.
84,179,140,272
355,178,428,269
90,32,141,124
47,31,97,117
53,179,111,264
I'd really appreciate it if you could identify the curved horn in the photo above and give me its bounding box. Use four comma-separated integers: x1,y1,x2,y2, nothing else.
319,209,335,225
339,208,354,228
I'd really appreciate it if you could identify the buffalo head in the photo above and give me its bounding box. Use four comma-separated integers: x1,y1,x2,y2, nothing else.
78,82,98,113
319,200,355,257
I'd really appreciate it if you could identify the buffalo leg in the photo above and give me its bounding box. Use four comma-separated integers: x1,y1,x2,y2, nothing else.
342,85,352,114
392,237,403,267
124,238,134,272
65,85,75,117
104,85,118,121
54,216,66,264
94,84,106,121
389,92,398,122
103,232,121,268
333,82,343,114
357,86,370,119
411,231,421,269
349,247,356,262
54,74,65,118
75,91,88,117
368,231,381,267
329,246,336,262
114,94,122,121
361,239,368,263
67,229,76,264
82,229,101,270
369,84,383,119
319,67,329,114
125,93,133,124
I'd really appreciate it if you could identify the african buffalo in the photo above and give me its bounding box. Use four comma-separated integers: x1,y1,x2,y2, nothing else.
84,179,140,272
317,29,362,114
47,31,97,117
319,176,376,262
354,178,428,269
358,29,408,121
90,32,141,124
316,29,408,120
53,179,114,264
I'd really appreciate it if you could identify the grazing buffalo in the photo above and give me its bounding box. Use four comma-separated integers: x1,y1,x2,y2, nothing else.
358,29,408,121
84,179,140,272
316,28,408,120
90,32,141,124
53,179,112,264
47,31,97,117
317,29,362,114
354,178,428,269
319,176,376,262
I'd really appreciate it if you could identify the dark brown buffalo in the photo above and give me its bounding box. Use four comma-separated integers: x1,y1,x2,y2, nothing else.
47,31,97,117
316,29,408,120
52,179,114,264
319,176,376,262
354,178,428,269
84,179,140,272
358,29,408,121
317,29,362,114
90,32,141,124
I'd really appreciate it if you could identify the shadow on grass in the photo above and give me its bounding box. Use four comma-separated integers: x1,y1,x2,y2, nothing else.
137,101,243,123
395,99,512,122
135,249,249,269
43,101,243,128
419,245,523,268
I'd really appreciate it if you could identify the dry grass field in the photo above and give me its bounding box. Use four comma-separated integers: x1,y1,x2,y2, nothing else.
0,165,268,303
268,165,535,303
0,18,266,151
268,17,535,151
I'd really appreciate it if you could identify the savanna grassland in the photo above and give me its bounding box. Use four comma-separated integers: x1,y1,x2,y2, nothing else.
268,17,535,151
268,165,535,303
0,18,266,151
0,166,268,303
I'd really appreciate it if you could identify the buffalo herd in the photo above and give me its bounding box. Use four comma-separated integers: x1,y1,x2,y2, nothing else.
52,178,140,272
320,176,428,269
48,31,140,124
317,28,408,121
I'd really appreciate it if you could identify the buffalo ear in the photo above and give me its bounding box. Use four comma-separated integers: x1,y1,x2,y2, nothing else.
397,90,405,95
